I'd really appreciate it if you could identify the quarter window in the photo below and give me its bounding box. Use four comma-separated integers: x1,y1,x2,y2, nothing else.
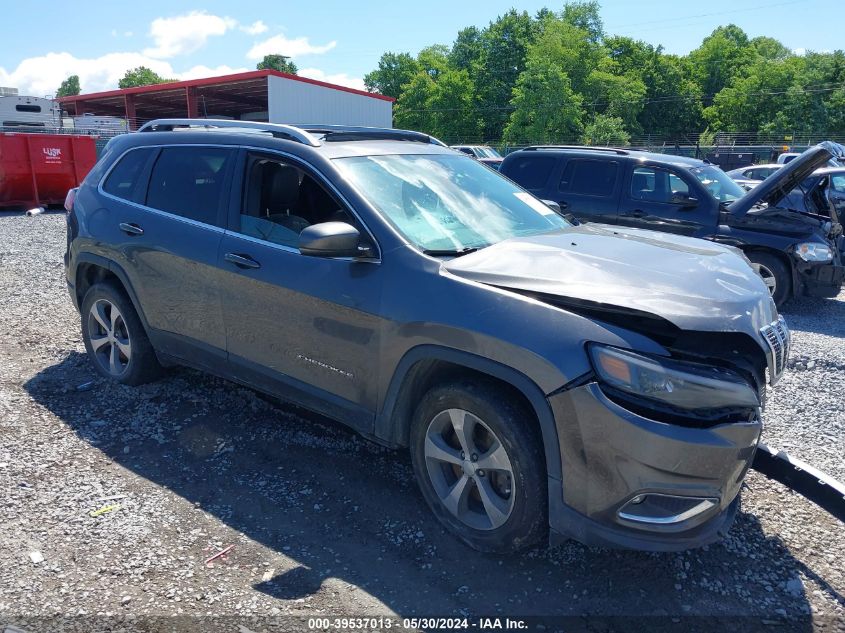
145,147,234,225
102,148,154,202
559,159,618,197
506,155,557,191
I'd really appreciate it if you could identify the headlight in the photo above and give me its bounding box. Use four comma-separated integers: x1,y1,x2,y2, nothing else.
794,242,833,262
589,344,760,411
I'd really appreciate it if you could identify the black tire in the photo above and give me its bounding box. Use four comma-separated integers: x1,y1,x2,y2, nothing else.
80,282,162,386
410,379,547,553
746,251,791,308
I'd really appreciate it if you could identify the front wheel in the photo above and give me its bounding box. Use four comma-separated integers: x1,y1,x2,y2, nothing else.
747,252,791,308
410,380,547,553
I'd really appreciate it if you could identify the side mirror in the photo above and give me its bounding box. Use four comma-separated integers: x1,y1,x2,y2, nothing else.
671,193,698,207
299,222,362,258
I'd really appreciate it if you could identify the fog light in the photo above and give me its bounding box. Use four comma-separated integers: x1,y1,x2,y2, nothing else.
618,494,719,526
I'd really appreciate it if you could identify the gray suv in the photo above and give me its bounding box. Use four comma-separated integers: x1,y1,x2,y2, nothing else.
64,119,788,553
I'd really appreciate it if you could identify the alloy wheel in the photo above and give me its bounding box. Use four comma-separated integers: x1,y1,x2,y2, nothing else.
751,263,777,296
423,408,515,530
87,299,132,377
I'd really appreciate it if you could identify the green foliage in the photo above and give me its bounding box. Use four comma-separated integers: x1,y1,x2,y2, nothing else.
581,114,630,146
364,52,420,99
256,54,298,74
118,67,174,89
503,57,583,144
56,75,80,97
365,3,845,144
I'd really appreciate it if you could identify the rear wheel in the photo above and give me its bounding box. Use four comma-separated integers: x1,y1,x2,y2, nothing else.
81,282,162,385
747,252,791,308
410,380,547,552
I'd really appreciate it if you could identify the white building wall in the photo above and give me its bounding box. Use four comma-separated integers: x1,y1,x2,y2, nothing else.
267,75,392,128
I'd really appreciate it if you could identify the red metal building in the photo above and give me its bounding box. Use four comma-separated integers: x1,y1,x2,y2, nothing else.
57,69,394,130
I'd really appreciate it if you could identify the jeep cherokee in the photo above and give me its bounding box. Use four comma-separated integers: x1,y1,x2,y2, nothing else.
65,119,788,553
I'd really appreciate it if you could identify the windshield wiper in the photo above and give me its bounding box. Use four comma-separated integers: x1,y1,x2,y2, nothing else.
422,247,480,257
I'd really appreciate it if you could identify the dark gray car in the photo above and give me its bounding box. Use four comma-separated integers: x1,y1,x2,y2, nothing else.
64,120,787,553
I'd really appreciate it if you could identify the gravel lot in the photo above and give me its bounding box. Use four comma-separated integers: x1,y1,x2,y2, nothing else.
1,211,843,631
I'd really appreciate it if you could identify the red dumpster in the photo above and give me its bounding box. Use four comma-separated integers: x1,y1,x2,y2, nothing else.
0,132,98,209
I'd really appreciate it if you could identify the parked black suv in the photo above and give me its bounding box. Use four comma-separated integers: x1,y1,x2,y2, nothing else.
66,119,787,553
500,144,845,307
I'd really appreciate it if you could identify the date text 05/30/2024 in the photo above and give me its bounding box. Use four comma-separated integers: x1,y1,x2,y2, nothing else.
307,617,529,630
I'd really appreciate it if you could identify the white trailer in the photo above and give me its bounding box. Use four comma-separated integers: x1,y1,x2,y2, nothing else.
0,95,61,128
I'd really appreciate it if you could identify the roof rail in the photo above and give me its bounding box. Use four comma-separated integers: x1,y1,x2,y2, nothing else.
137,118,321,147
523,145,630,156
298,124,447,147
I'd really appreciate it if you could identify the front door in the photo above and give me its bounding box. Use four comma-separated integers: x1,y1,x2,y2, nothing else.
217,152,384,432
617,164,715,237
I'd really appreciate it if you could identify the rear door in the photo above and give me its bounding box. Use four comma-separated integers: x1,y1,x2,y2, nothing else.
555,158,621,223
100,144,235,366
617,164,715,237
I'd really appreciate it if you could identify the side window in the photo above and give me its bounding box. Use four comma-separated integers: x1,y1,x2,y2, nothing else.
505,156,557,191
831,175,845,193
559,159,618,197
457,147,474,156
631,167,689,204
145,147,234,225
102,148,154,202
238,155,353,248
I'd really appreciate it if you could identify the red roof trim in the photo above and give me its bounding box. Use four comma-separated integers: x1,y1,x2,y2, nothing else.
57,69,395,104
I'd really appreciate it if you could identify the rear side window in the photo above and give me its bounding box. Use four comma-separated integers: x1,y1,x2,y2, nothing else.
102,148,154,202
559,159,618,197
505,155,557,191
145,147,234,225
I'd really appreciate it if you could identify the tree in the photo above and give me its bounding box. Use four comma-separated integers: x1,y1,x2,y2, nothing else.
474,9,537,140
364,52,420,99
561,1,604,44
503,57,583,144
56,75,80,97
417,45,450,80
428,69,481,142
256,54,298,74
118,66,173,89
581,114,630,146
393,73,437,132
448,27,483,72
687,25,756,104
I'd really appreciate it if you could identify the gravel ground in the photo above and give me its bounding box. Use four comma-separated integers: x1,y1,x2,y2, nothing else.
0,211,843,632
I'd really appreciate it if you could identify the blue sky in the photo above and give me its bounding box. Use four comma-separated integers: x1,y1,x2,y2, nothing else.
0,0,837,97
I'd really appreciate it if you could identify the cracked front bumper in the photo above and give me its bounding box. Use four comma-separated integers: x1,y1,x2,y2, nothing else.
547,382,761,551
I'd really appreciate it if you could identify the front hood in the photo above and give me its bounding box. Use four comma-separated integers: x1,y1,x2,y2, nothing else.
728,141,845,216
444,224,778,337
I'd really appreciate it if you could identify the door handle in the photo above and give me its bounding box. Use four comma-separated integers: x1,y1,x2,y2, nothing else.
224,252,261,269
625,210,647,219
119,222,144,236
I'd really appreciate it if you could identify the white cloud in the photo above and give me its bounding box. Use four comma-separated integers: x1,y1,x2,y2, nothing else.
247,34,336,60
792,47,806,56
0,51,247,97
144,11,236,59
240,20,268,35
298,68,366,91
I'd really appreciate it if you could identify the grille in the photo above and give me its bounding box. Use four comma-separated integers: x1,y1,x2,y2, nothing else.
760,316,791,385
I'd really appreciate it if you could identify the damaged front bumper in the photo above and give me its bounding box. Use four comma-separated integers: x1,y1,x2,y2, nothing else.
547,382,761,551
795,259,845,298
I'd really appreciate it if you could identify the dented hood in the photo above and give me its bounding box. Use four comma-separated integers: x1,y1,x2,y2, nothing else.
728,141,845,216
444,224,778,336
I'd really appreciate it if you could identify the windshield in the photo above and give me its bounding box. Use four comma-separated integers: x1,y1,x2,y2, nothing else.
333,154,568,252
690,165,746,203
